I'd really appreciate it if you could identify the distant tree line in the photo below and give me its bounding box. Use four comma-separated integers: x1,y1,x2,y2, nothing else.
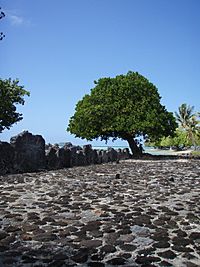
146,103,200,150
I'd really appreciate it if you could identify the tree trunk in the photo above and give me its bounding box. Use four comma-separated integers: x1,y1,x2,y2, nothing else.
126,136,142,157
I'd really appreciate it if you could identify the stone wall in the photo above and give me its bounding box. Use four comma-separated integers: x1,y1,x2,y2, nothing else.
0,131,131,175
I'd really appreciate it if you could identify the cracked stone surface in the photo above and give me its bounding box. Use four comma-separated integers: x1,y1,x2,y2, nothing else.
0,159,200,266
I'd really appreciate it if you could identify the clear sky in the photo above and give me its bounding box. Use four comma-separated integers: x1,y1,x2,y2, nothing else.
1,0,200,146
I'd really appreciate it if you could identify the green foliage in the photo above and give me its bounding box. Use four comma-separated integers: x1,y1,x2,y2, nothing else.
146,104,200,150
175,103,195,129
191,151,200,157
175,103,200,147
158,128,191,149
67,71,177,154
0,78,30,132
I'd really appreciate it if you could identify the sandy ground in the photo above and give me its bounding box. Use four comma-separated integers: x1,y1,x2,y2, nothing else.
146,148,193,156
0,159,200,267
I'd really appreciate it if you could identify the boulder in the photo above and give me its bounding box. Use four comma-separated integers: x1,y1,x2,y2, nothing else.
92,149,99,164
96,150,103,164
69,145,83,166
74,150,86,166
10,131,46,172
62,142,73,149
83,144,98,164
46,146,59,169
123,148,131,159
102,150,109,163
117,148,130,160
57,147,71,168
107,147,118,162
0,142,15,175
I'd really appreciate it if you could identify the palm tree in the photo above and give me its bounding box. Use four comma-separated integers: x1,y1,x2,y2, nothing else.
175,103,195,129
187,117,199,148
175,104,200,148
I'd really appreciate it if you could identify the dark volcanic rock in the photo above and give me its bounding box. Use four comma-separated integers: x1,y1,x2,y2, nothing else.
71,248,88,263
56,147,71,168
158,250,177,259
153,240,170,249
10,131,46,172
106,257,126,265
0,158,200,266
33,233,57,242
136,255,161,265
0,142,15,175
189,232,200,240
88,262,105,267
0,231,8,240
119,243,137,251
83,144,96,165
80,239,102,248
100,245,116,254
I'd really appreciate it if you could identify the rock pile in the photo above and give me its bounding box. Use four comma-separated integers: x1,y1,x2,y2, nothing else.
0,131,130,175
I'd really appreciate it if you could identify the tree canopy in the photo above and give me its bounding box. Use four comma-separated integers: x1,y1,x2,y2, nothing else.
0,78,30,133
67,71,177,156
148,104,200,150
175,103,200,148
175,103,195,129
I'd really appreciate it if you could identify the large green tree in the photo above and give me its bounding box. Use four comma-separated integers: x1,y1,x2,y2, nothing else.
0,78,30,133
67,71,177,156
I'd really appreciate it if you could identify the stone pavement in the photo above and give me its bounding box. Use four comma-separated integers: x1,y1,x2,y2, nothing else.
0,159,200,267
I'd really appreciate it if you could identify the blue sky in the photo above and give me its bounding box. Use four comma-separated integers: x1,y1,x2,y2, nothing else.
1,0,200,146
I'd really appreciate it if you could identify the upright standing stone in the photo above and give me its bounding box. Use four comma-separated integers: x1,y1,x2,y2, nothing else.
69,145,82,166
46,146,59,169
10,131,46,172
57,147,71,168
0,142,15,175
83,144,94,165
107,147,118,162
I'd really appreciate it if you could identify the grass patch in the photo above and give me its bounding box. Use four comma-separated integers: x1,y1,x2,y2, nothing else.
191,151,200,157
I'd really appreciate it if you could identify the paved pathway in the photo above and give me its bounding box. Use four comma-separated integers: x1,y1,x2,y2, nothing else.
0,159,200,266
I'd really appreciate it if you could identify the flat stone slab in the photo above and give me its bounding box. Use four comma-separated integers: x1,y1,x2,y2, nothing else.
0,159,200,266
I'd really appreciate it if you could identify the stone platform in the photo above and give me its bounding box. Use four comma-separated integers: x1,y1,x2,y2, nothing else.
0,159,200,266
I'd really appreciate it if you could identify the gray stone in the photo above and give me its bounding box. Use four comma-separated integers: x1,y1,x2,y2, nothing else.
102,150,109,163
189,232,200,240
100,245,116,253
88,262,105,267
106,257,126,265
70,145,83,166
0,142,14,175
80,239,102,248
75,150,87,166
96,150,103,164
83,144,94,164
46,146,59,169
0,230,8,240
117,148,130,160
10,131,46,172
33,232,57,242
158,250,177,259
107,147,118,162
71,248,88,263
57,147,71,168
